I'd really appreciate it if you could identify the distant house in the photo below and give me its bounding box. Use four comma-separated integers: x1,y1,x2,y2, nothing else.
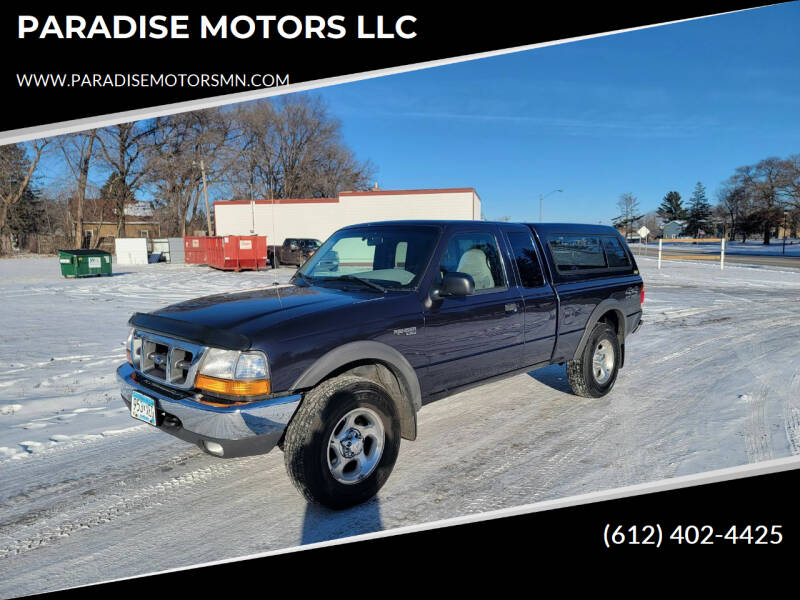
662,220,686,239
70,198,161,250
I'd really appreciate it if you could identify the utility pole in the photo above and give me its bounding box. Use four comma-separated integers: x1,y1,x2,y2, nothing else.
271,187,279,269
199,158,213,236
538,189,563,222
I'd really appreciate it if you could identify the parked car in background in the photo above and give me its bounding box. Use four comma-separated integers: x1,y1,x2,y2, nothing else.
268,238,322,267
118,220,643,508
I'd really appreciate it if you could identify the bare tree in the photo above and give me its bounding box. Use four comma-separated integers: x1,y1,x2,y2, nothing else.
784,154,800,210
145,109,237,236
226,96,374,201
0,139,49,252
612,192,643,240
228,101,280,200
96,123,152,237
730,157,788,245
716,182,749,240
58,129,97,247
3,96,375,252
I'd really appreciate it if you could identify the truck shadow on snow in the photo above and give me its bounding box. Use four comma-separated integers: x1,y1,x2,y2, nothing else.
300,498,383,544
526,364,572,394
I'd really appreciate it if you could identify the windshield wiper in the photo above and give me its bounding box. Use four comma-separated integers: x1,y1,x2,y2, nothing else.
335,274,387,293
292,272,315,286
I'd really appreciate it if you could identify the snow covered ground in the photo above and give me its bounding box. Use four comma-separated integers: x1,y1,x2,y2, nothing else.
1,256,799,596
0,258,295,461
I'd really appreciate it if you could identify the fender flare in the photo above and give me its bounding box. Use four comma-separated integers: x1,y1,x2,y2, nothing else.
572,299,627,362
291,341,422,440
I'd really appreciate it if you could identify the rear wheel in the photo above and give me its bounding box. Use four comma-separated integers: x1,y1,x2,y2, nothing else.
283,375,401,509
566,322,620,398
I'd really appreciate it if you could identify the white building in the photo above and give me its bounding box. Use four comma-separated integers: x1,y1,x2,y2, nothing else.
214,187,482,245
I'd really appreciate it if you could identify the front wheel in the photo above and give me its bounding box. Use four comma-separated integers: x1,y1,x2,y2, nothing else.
283,375,401,509
566,322,620,398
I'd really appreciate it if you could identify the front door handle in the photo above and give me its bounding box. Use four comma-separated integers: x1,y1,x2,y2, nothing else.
504,302,519,314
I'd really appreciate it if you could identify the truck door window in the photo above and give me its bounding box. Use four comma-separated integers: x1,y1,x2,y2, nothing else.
440,232,506,291
507,232,545,287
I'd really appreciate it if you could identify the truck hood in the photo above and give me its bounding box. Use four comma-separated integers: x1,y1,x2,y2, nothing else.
128,283,404,350
150,284,361,332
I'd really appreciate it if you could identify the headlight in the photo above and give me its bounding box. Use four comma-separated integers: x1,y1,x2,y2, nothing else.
196,349,271,398
198,348,240,379
235,352,268,379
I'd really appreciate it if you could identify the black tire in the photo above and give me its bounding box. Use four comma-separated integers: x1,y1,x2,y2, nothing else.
283,374,401,509
566,322,620,398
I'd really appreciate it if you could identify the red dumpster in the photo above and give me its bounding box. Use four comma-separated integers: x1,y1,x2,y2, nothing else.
184,235,267,271
226,235,268,271
205,236,224,268
184,236,209,264
206,235,267,271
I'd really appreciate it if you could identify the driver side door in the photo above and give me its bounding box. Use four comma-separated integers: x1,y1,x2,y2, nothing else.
423,228,524,393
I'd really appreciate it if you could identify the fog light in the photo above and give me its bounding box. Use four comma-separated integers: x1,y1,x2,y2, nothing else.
203,441,224,457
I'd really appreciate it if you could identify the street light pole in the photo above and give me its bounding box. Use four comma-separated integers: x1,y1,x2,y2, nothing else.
538,189,563,222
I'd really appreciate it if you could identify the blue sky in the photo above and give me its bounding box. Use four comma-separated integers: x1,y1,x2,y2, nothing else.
306,3,800,224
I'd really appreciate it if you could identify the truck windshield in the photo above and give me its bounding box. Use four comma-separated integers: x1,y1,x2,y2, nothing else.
296,226,439,290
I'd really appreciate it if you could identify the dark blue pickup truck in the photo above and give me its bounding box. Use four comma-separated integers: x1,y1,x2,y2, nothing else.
117,220,643,508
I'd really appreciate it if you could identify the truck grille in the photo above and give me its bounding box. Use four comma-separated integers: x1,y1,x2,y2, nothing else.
130,330,207,390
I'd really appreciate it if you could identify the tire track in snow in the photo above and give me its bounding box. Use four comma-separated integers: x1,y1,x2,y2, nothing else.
664,316,799,377
0,423,147,467
0,455,261,560
740,387,773,464
727,308,800,459
784,372,800,456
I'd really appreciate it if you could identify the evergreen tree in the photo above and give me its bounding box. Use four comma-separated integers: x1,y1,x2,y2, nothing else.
6,186,44,244
0,143,44,249
685,181,712,237
657,191,686,222
99,173,135,214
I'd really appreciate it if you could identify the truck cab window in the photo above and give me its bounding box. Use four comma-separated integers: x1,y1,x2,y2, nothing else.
548,234,606,271
440,232,506,291
601,236,631,267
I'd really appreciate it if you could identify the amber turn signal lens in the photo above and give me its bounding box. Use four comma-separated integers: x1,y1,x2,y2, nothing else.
195,374,271,397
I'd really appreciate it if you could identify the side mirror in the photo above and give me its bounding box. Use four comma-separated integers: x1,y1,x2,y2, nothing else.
433,272,475,299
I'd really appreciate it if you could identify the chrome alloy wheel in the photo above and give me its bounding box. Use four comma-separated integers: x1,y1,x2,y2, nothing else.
327,407,385,485
592,339,615,384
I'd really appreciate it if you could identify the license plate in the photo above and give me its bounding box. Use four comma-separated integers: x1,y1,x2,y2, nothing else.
131,390,157,426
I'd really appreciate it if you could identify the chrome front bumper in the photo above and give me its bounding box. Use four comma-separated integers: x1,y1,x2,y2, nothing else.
117,363,301,457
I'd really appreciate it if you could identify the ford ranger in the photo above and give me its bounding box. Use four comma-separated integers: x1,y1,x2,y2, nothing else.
117,220,643,508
